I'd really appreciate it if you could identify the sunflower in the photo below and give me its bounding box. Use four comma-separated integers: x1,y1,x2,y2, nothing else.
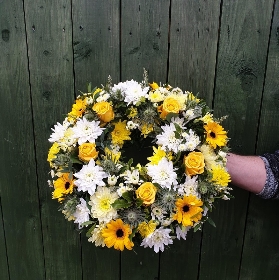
68,99,86,119
102,219,134,251
204,121,227,149
52,173,75,202
111,120,131,146
173,195,203,227
47,142,60,166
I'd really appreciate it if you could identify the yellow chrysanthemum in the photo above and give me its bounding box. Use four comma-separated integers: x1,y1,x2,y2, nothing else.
147,146,172,165
93,88,102,95
127,107,138,118
148,90,164,103
137,220,157,238
201,112,213,124
141,123,153,138
198,144,217,169
104,147,121,162
210,165,231,187
68,99,86,119
47,142,60,164
204,121,227,149
111,120,131,146
186,91,200,103
173,195,203,227
102,219,134,251
53,173,75,202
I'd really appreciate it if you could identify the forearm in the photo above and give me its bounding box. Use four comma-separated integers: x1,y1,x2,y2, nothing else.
226,153,266,194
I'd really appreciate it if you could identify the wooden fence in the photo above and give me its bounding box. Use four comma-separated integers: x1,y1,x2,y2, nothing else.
1,0,279,279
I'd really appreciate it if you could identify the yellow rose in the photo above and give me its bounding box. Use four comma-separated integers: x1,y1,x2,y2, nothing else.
78,143,99,162
93,101,114,123
136,182,157,206
184,151,205,176
158,96,180,119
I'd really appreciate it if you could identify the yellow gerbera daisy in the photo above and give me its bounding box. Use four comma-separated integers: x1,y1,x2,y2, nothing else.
52,173,75,202
210,165,231,187
102,219,134,251
111,120,131,146
204,121,227,149
173,195,203,227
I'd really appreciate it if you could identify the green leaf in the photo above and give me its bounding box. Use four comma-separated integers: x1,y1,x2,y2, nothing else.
87,82,92,93
166,112,179,122
111,199,132,210
135,198,143,207
70,155,83,164
122,191,134,202
81,220,94,227
207,217,216,228
85,223,96,238
193,223,202,232
129,227,138,241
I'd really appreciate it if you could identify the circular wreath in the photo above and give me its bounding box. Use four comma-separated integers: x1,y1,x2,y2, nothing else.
47,71,231,252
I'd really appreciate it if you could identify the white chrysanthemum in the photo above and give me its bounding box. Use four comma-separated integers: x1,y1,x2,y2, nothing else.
182,129,200,151
176,226,190,240
126,120,139,130
123,169,142,185
74,159,108,195
72,117,104,145
147,158,177,190
170,117,186,129
59,127,77,150
107,175,118,186
73,198,90,229
140,227,173,253
112,80,149,105
89,186,118,223
49,121,70,143
177,175,199,197
96,93,110,102
156,123,182,153
116,185,133,197
88,223,106,247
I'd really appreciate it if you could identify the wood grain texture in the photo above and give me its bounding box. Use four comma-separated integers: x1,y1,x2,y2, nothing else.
0,0,45,279
121,0,170,82
239,2,279,279
199,0,275,279
72,1,121,278
168,0,221,103
72,0,121,88
23,1,82,279
0,199,9,280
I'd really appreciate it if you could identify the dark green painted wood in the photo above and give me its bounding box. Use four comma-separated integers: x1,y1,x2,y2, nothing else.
23,1,82,279
121,0,170,83
239,2,279,279
0,199,9,280
168,0,221,103
72,1,121,278
160,232,202,280
199,0,275,279
0,1,45,279
72,0,121,88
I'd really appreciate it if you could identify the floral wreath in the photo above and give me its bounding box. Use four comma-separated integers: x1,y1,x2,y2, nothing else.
47,70,231,253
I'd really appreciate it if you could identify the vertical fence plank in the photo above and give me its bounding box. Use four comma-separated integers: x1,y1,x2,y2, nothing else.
23,1,82,279
0,0,45,279
72,1,121,278
121,0,170,83
199,0,275,279
0,199,9,280
239,1,279,279
160,2,221,279
120,1,170,279
168,0,221,103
